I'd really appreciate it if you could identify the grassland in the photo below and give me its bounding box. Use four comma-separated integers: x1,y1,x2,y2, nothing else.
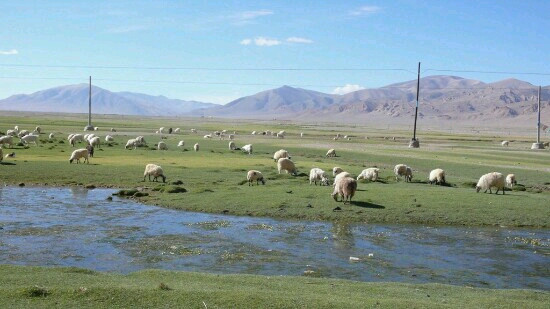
1,265,548,308
1,113,549,227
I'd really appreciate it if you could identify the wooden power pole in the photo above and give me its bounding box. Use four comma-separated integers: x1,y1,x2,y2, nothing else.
84,76,94,131
409,62,421,148
531,85,544,149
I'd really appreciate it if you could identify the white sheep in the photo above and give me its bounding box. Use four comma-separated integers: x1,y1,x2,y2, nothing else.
177,140,185,148
300,132,304,138
159,127,165,134
229,141,236,150
501,141,509,147
70,134,84,146
506,174,517,188
125,138,138,150
157,141,168,150
278,130,285,137
428,168,446,185
331,175,357,204
251,131,257,135
35,126,42,134
69,148,89,164
194,143,199,151
136,136,146,146
105,135,114,142
191,128,197,133
203,134,212,139
143,164,166,182
394,164,413,182
14,126,19,133
332,167,343,177
67,134,75,141
6,129,17,137
18,130,30,138
273,149,291,162
247,170,266,186
174,128,180,134
21,134,39,146
326,149,336,157
4,152,15,159
242,144,253,155
0,136,14,148
357,168,379,182
277,158,297,175
49,133,55,140
94,127,99,131
476,172,505,194
309,168,330,186
88,136,101,148
333,171,351,187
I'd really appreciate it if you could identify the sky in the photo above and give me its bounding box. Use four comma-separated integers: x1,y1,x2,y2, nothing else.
0,0,549,104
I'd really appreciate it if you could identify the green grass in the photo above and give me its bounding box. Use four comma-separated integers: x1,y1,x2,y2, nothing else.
0,265,548,309
1,113,549,227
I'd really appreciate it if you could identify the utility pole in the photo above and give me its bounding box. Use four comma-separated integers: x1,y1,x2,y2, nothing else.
531,85,544,149
409,62,421,148
84,76,94,131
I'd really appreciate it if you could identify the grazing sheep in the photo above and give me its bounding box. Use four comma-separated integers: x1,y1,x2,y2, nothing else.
191,128,197,133
326,149,336,157
105,135,114,142
177,140,185,148
18,130,30,138
69,148,89,164
394,164,413,182
331,176,357,204
357,168,379,182
203,134,212,139
229,141,236,150
3,151,15,159
49,133,55,139
278,130,285,137
333,171,351,187
35,126,42,134
277,158,297,175
332,167,343,177
174,128,180,134
143,164,166,183
88,136,100,148
0,136,14,148
506,174,517,189
159,127,166,134
125,138,138,150
21,134,39,146
14,126,19,133
242,144,253,155
136,136,146,146
428,168,446,185
273,149,291,162
251,131,257,135
94,127,99,131
501,141,509,147
67,134,75,141
476,172,505,194
247,170,266,186
70,134,84,147
309,168,330,186
86,145,94,158
6,129,17,137
194,143,199,151
110,128,116,132
157,141,168,150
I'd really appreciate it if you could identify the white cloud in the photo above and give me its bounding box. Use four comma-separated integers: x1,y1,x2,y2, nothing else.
0,49,18,55
286,37,313,44
240,39,252,45
349,5,381,16
255,37,281,46
332,84,365,95
232,9,273,25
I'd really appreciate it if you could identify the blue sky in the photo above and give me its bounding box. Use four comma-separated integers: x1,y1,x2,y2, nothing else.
0,0,549,104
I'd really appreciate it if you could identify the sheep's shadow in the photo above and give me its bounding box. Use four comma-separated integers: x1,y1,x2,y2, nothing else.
0,162,16,166
350,201,385,209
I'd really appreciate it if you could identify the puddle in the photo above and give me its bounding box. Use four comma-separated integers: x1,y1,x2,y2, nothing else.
0,186,548,290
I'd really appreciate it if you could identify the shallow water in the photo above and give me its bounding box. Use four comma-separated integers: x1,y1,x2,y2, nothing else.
0,186,548,290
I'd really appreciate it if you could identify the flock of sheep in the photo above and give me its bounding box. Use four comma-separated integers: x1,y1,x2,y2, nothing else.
0,125,521,203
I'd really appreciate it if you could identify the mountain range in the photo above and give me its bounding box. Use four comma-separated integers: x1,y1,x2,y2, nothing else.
0,75,548,125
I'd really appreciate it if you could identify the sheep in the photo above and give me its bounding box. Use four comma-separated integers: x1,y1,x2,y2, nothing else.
229,141,236,150
506,174,517,189
203,134,212,139
86,145,94,158
157,141,168,150
251,131,257,135
21,134,39,146
159,127,165,134
332,167,343,177
428,168,446,185
333,171,351,187
88,136,100,148
357,168,379,182
501,141,509,147
277,158,297,175
177,140,185,148
326,149,336,157
394,164,413,182
476,172,505,194
273,149,291,162
69,148,89,164
105,135,114,142
49,133,55,139
214,131,221,137
0,136,14,148
174,128,180,134
247,170,266,186
6,129,17,137
110,128,116,132
300,132,304,138
276,133,285,139
14,126,19,133
336,133,341,138
331,176,357,204
191,128,197,133
194,143,199,151
228,134,235,140
309,168,330,186
35,126,42,134
4,152,15,159
125,138,138,150
242,144,253,155
94,127,99,131
69,134,84,146
18,130,30,138
278,130,285,137
67,134,75,141
143,164,166,183
136,136,146,146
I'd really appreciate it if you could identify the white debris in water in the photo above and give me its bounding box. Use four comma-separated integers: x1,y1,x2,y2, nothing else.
368,253,374,257
349,256,360,262
170,245,177,250
303,270,315,275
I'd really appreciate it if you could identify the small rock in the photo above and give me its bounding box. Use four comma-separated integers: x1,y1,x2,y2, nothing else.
85,184,96,189
286,190,293,194
333,206,342,211
306,203,313,208
18,182,25,187
106,196,113,201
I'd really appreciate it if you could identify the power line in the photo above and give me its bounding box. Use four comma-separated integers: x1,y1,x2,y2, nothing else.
424,68,550,76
